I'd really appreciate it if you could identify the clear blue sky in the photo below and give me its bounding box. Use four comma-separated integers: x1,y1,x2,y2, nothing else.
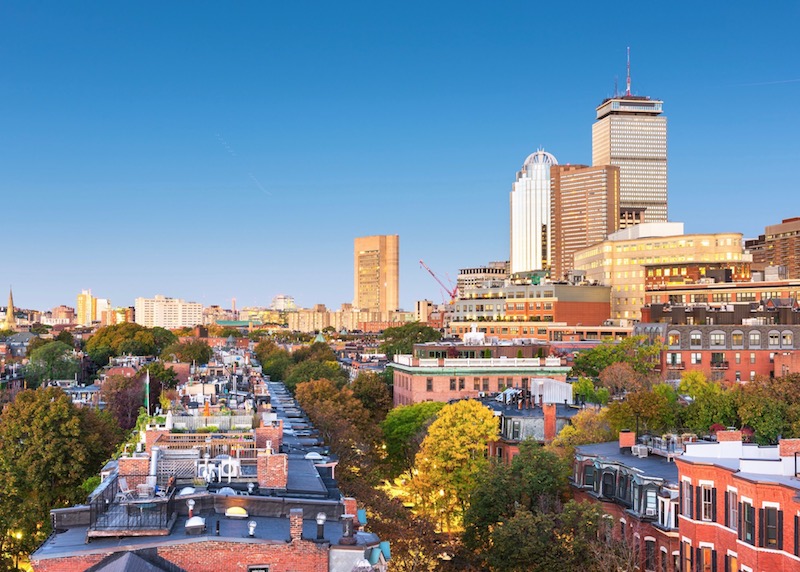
3,1,799,312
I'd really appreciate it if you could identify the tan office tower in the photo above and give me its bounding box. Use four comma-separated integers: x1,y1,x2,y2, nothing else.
354,235,399,313
592,94,667,222
551,164,620,280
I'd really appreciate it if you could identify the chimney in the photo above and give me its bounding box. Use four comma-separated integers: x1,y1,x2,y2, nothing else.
619,429,636,453
543,403,557,442
339,514,357,545
717,430,743,442
289,508,304,541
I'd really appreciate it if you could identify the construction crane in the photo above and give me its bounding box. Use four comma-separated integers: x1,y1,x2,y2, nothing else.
419,260,458,304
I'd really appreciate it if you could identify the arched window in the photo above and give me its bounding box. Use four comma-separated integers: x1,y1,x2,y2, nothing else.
748,331,761,348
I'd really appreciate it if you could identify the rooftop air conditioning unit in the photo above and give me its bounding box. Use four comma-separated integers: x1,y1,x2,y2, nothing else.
645,508,656,517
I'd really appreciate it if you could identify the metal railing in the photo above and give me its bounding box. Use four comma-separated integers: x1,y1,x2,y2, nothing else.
88,474,176,533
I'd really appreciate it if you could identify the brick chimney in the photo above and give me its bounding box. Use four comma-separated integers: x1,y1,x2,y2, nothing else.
619,429,636,453
255,419,283,450
779,438,800,457
289,508,304,542
717,430,743,442
543,403,557,442
257,450,288,489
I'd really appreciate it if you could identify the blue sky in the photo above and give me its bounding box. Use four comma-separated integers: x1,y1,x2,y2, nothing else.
2,1,799,311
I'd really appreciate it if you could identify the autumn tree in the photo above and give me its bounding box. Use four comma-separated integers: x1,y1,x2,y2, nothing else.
548,408,616,459
101,374,145,429
0,387,122,557
381,401,445,479
605,388,678,435
411,399,498,529
86,323,177,365
571,335,662,378
598,362,641,396
285,360,347,393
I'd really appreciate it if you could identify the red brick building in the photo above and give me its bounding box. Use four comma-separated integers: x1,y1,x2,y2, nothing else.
676,431,800,572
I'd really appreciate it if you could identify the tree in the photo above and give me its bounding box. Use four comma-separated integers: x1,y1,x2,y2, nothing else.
548,408,616,459
25,341,79,387
55,330,75,347
285,360,347,393
411,399,498,529
605,389,676,435
379,322,442,359
29,323,50,335
381,401,445,479
101,374,145,430
572,376,610,405
571,335,662,378
598,362,642,396
463,440,570,551
86,323,178,364
350,372,392,425
160,339,213,364
0,387,122,558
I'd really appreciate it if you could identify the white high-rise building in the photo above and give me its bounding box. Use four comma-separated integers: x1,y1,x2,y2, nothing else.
510,150,558,274
592,94,667,223
134,295,204,329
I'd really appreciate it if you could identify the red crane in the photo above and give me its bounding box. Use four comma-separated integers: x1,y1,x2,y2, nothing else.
419,260,458,304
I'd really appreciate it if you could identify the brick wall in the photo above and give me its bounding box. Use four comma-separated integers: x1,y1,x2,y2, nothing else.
32,553,107,572
145,429,168,453
117,456,150,488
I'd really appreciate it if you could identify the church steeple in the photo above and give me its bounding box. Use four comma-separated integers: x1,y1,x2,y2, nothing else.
4,287,15,330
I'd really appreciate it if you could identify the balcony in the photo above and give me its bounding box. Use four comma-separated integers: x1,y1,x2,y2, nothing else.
665,362,685,370
711,361,729,370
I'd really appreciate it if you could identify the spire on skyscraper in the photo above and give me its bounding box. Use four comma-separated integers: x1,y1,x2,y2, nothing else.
4,287,15,330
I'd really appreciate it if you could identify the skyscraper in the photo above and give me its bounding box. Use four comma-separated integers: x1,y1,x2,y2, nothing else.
76,289,97,326
353,235,399,313
592,73,667,222
551,164,620,280
510,150,557,274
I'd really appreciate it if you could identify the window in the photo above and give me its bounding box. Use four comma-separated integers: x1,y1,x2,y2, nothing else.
682,481,693,517
749,331,761,347
668,332,680,347
726,491,738,530
602,472,615,498
699,547,714,572
473,378,480,391
668,353,681,365
769,331,780,347
660,549,668,572
449,378,456,391
691,352,702,364
482,378,489,392
750,352,756,364
735,353,741,364
732,332,743,347
682,541,692,572
690,331,702,347
741,501,755,545
426,378,433,392
700,486,716,522
583,465,595,488
645,540,656,571
760,506,782,549
783,332,793,347
725,554,738,572
710,332,725,346
511,420,520,440
458,378,465,390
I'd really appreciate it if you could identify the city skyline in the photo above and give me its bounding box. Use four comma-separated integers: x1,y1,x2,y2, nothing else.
3,2,799,310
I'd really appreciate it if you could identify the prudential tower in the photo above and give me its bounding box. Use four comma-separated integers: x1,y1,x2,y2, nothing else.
510,149,558,274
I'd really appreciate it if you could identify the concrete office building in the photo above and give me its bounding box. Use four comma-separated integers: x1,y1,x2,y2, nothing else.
746,217,800,278
592,91,667,223
574,223,747,322
551,164,620,280
76,289,97,326
353,235,399,313
510,150,558,274
457,261,509,298
134,295,204,329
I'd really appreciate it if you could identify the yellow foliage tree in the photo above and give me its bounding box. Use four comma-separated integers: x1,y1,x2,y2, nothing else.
410,399,499,531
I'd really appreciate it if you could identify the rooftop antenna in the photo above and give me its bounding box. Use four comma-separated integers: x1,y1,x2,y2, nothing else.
626,46,631,96
614,75,618,97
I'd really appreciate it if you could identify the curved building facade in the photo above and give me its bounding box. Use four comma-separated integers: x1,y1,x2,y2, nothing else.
510,150,558,274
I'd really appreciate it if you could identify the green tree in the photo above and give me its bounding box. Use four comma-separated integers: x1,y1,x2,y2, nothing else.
0,387,122,558
86,323,178,364
160,339,213,364
606,389,676,435
571,335,662,378
55,330,75,347
25,341,79,386
381,401,445,479
350,372,392,425
548,408,616,460
572,376,610,405
463,440,570,551
379,322,442,359
411,399,498,529
285,360,347,393
29,323,50,335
